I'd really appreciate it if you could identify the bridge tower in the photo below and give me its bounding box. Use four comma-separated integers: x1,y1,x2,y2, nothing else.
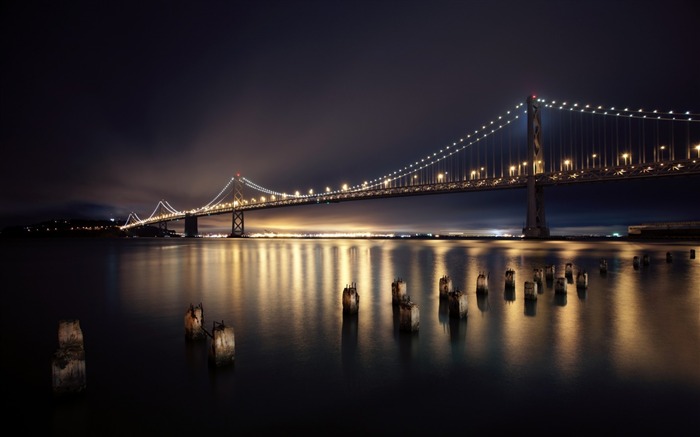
156,201,169,234
230,174,245,237
522,95,550,238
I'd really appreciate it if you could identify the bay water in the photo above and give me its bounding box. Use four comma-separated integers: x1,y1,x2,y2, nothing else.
2,237,698,435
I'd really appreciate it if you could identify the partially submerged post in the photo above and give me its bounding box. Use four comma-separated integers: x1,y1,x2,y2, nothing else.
565,263,574,279
555,277,567,294
545,265,555,281
476,272,489,295
504,269,515,289
448,289,468,319
392,278,407,305
533,268,543,285
599,258,608,274
576,271,588,289
524,281,538,300
399,297,420,332
342,282,360,314
52,319,86,396
184,303,206,341
209,321,235,367
439,275,452,299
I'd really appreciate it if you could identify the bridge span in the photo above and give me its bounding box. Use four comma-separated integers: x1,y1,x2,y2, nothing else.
121,95,700,237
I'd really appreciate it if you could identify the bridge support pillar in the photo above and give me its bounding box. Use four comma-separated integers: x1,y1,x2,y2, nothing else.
230,174,245,238
185,214,198,237
523,95,550,238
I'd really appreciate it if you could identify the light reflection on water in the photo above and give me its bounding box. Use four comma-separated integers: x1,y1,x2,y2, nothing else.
1,237,698,435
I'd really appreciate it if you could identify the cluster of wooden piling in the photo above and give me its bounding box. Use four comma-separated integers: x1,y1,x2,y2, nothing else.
51,247,695,394
184,302,235,368
439,275,468,319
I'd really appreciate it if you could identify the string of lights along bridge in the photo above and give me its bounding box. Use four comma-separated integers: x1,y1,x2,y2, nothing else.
121,95,700,238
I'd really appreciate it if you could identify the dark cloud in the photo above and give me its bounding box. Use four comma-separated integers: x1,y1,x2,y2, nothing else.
2,0,699,233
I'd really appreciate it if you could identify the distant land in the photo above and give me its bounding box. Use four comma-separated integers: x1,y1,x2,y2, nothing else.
1,218,699,240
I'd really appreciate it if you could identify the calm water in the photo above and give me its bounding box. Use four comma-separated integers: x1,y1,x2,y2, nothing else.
2,237,699,435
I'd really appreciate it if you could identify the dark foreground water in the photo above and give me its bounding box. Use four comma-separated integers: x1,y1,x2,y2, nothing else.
2,237,699,436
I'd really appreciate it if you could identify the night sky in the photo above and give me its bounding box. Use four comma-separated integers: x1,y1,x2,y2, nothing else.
2,0,699,235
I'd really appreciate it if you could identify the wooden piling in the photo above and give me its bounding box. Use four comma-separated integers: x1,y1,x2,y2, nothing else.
545,265,555,281
504,269,515,289
565,263,574,278
599,258,608,274
52,319,86,396
439,275,452,299
399,298,420,332
576,271,588,289
209,321,235,367
342,283,360,314
524,281,538,300
448,289,468,319
392,278,407,305
185,303,206,341
533,268,543,284
476,272,489,295
555,277,567,294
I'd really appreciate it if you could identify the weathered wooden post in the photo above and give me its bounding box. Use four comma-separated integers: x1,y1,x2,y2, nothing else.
448,289,468,319
476,272,489,295
399,297,420,332
342,282,360,314
691,249,696,259
392,278,407,305
633,256,640,269
439,275,452,299
545,265,555,281
209,321,235,367
52,319,86,396
184,302,206,341
642,254,650,266
504,269,515,289
599,258,608,274
524,281,538,300
533,268,543,285
576,270,588,289
565,263,574,279
555,277,567,294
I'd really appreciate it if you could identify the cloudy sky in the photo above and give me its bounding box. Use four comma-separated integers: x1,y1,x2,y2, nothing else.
2,0,699,235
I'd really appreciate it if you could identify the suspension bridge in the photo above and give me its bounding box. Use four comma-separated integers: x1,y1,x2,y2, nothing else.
121,95,700,237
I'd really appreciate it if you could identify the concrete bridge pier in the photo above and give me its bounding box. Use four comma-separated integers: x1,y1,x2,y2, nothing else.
184,214,198,237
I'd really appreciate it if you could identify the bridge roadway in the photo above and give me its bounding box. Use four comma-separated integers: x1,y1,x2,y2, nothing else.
121,158,700,230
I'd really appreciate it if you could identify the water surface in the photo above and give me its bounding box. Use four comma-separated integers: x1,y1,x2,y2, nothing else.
2,237,698,435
